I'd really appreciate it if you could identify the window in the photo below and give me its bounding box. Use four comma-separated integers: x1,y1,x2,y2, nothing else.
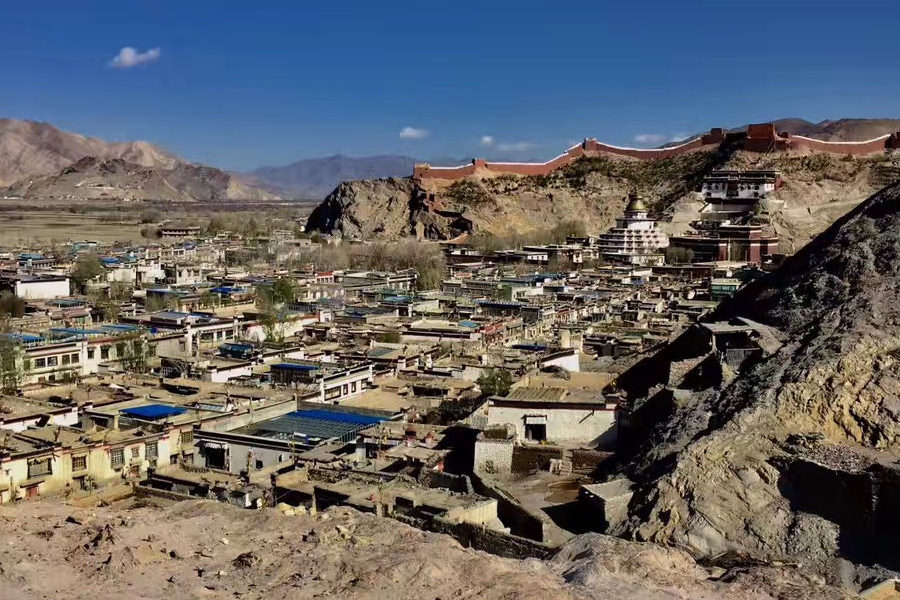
101,347,110,360
27,457,52,479
34,357,46,369
131,446,140,459
88,348,95,359
110,448,125,468
62,354,70,365
70,353,80,364
255,459,263,469
145,441,158,460
180,430,194,445
47,356,58,367
71,455,87,471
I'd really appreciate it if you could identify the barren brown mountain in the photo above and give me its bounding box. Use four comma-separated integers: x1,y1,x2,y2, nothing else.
0,119,276,201
0,119,181,186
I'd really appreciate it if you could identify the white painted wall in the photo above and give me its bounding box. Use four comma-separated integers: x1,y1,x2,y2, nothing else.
15,279,70,300
487,404,616,445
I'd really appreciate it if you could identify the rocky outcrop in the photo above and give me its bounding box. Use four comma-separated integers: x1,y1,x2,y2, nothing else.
306,177,421,238
308,143,900,244
611,180,900,589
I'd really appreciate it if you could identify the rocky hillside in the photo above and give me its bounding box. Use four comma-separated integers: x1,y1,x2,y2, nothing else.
3,156,277,202
308,144,900,246
0,498,849,599
610,180,900,588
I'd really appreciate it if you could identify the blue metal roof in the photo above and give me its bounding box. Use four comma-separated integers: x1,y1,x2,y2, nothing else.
49,299,86,307
288,410,383,427
220,342,254,351
272,363,318,371
512,343,548,352
1,333,41,343
50,327,104,336
100,324,141,332
121,404,187,420
458,320,480,328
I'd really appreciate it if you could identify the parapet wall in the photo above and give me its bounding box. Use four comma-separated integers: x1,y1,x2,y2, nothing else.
413,124,900,182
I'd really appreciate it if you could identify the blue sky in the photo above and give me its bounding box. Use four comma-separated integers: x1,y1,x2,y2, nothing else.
2,0,899,170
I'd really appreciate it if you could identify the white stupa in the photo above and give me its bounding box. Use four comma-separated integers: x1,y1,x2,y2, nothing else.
596,192,669,265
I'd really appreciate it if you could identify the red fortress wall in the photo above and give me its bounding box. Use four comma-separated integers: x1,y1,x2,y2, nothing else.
413,124,900,182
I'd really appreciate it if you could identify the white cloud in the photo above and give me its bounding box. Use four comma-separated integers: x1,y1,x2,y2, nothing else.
399,126,429,140
669,133,690,143
496,141,537,152
109,46,161,68
480,135,495,147
633,133,668,146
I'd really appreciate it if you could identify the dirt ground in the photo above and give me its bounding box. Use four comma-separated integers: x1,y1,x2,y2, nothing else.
0,212,146,245
0,199,315,246
0,496,852,600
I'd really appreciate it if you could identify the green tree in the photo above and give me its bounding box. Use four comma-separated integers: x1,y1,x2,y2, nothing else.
477,369,512,397
199,290,218,309
271,277,298,305
255,285,287,344
118,332,152,374
665,246,695,265
0,335,26,394
376,330,401,344
206,215,228,236
108,281,132,301
0,292,26,318
91,294,121,322
71,255,105,293
145,293,176,312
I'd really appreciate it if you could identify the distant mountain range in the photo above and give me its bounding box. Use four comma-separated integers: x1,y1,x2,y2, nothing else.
665,117,900,147
243,155,418,200
3,117,900,203
751,117,900,141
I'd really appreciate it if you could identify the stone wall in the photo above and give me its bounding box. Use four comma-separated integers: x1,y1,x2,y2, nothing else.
470,472,548,542
511,444,563,473
413,124,900,183
394,513,555,559
474,438,514,475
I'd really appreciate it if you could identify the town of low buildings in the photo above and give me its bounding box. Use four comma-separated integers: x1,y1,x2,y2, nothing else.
0,172,786,558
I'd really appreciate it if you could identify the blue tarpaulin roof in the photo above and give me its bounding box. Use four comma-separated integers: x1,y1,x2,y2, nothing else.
121,404,187,420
